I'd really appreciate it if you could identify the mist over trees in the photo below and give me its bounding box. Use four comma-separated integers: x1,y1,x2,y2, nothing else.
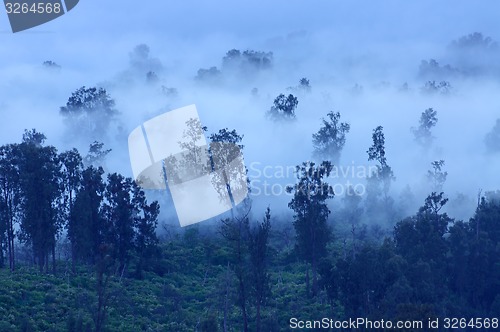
411,108,438,150
267,93,298,121
60,87,118,144
0,132,160,276
1,22,500,330
196,48,273,84
312,111,350,164
485,118,500,152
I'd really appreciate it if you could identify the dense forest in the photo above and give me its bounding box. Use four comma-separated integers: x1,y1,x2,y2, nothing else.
1,31,500,331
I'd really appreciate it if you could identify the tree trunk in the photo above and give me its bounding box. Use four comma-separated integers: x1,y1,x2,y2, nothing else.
0,240,4,268
312,259,318,297
305,266,310,298
256,300,261,332
9,224,14,271
238,275,248,332
39,252,44,273
7,199,15,271
52,241,56,274
223,264,230,332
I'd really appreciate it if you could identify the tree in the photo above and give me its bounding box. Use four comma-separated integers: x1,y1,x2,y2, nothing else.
94,244,115,332
411,108,438,149
312,111,350,164
17,130,63,273
220,213,250,332
196,67,222,83
286,161,334,296
0,144,21,271
132,182,160,279
450,32,497,51
418,59,459,80
176,118,208,180
485,119,500,153
209,128,247,207
60,87,117,142
84,141,111,167
366,126,395,220
129,44,163,75
427,160,447,192
248,208,272,332
394,193,452,306
60,149,83,271
465,194,500,309
339,186,364,255
101,174,136,273
267,94,298,121
298,78,311,92
395,192,451,270
69,166,105,266
222,49,273,75
421,81,452,95
42,60,61,70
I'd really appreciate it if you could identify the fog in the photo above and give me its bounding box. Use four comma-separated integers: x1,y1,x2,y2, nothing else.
1,0,500,228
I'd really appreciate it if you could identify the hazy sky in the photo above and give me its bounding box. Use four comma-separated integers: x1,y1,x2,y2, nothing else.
2,1,499,64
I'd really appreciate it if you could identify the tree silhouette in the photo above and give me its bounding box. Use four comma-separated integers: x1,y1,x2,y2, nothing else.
267,94,298,121
312,111,350,164
287,161,334,297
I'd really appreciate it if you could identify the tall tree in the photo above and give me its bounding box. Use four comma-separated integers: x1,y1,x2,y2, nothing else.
394,192,452,303
84,141,112,167
101,174,136,274
209,128,247,207
60,149,83,270
249,207,272,332
220,213,250,332
411,108,438,150
0,144,21,271
427,160,447,192
312,111,350,164
69,166,105,266
131,182,160,279
17,130,63,273
366,126,395,221
287,161,334,296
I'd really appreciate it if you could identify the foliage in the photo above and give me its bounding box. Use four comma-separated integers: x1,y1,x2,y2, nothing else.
267,94,298,121
485,119,500,153
312,111,350,164
60,87,118,142
411,108,438,149
286,161,334,297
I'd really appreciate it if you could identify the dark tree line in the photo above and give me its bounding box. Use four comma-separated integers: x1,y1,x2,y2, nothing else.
0,130,159,276
318,191,500,322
